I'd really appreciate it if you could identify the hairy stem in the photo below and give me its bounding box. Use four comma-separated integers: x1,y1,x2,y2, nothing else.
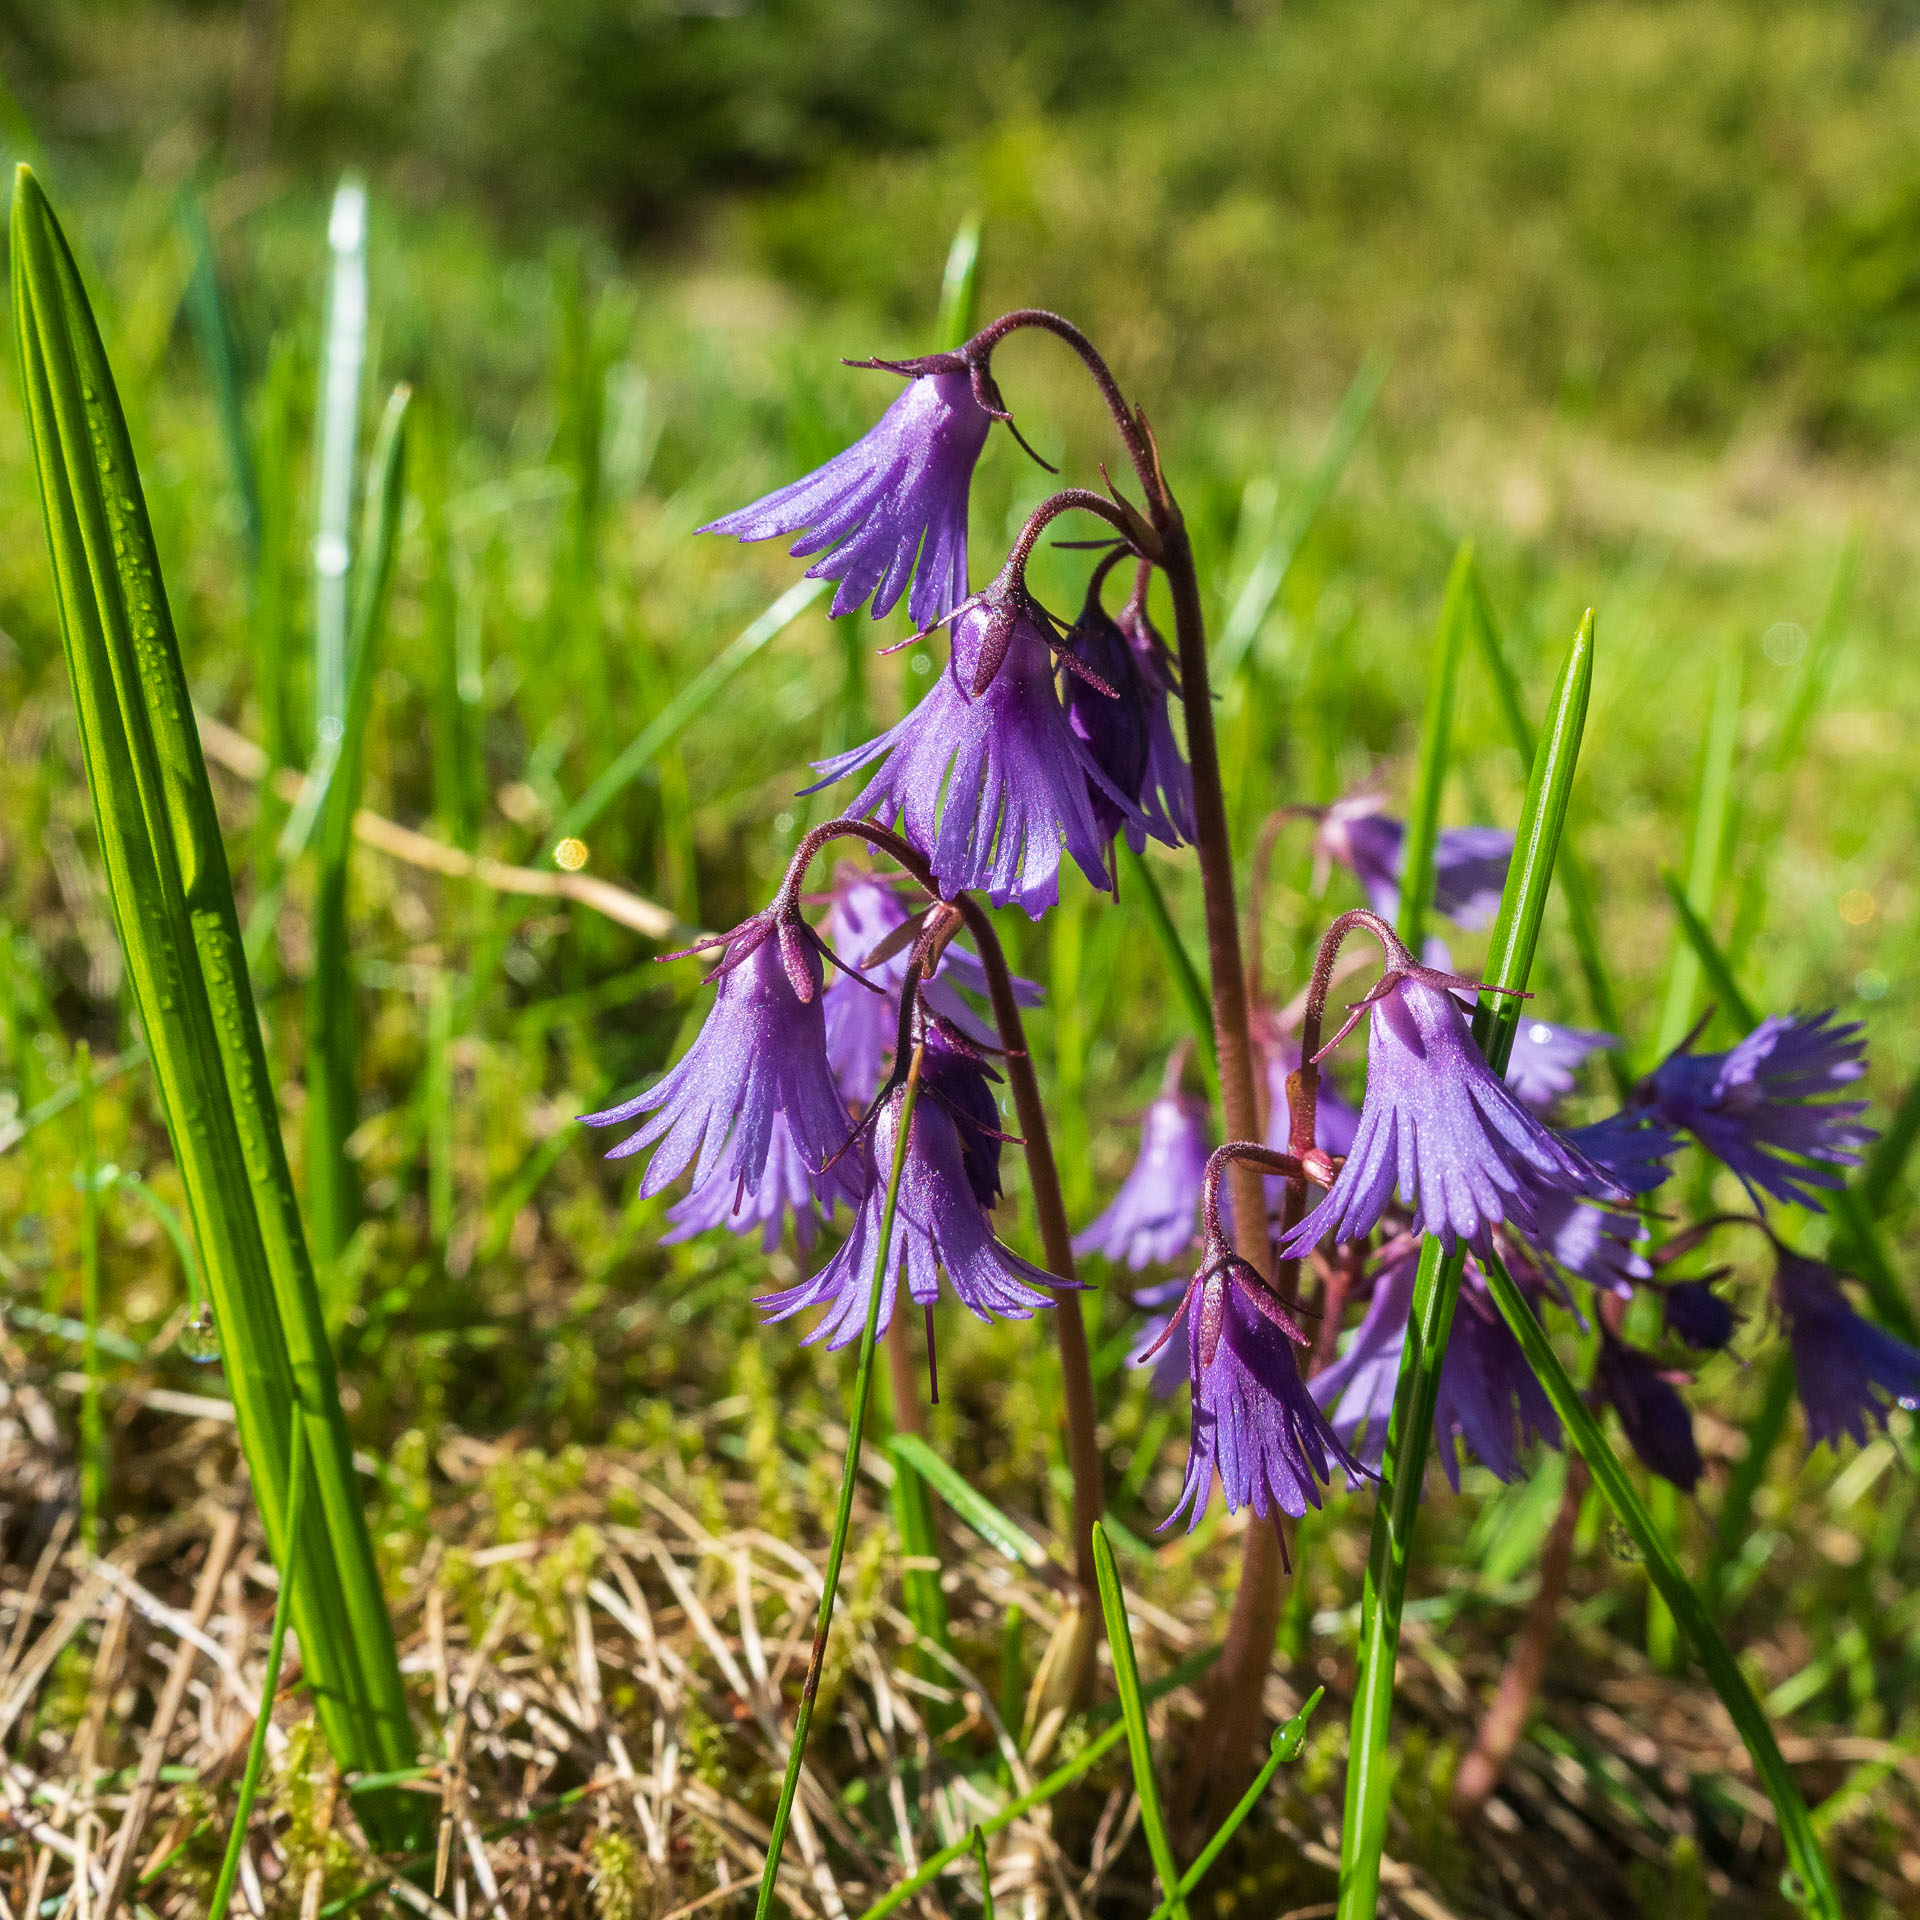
1452,1455,1588,1817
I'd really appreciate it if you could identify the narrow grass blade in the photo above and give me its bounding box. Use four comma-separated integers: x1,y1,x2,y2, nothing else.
970,1826,994,1920
1396,542,1474,958
1118,841,1218,1095
1862,1076,1920,1219
253,334,301,776
1480,1252,1843,1920
1214,350,1387,682
1661,870,1757,1030
307,384,410,1285
889,1432,1050,1570
1092,1522,1187,1919
936,216,984,350
1339,610,1594,1920
1707,1352,1795,1613
206,1403,309,1920
312,176,368,741
1467,563,1629,1090
756,1048,926,1920
1655,641,1743,1056
889,1439,954,1730
419,389,477,847
852,1645,1225,1920
178,192,260,570
550,575,825,853
10,165,421,1843
1728,538,1857,968
76,1042,104,1555
1147,1688,1324,1919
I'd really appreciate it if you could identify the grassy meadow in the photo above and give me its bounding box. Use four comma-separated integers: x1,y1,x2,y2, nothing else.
2,2,1920,1914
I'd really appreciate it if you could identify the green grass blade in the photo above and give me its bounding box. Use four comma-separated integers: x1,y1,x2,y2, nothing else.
419,388,478,847
1118,841,1218,1095
1861,1076,1920,1219
177,192,260,570
549,576,825,853
1654,641,1743,1057
1480,1252,1842,1920
207,1404,309,1920
1396,542,1474,958
1467,563,1630,1090
76,1042,104,1554
1707,1352,1795,1613
1092,1522,1187,1920
970,1826,994,1920
1660,870,1757,1031
1339,609,1594,1920
889,1432,1050,1570
307,384,410,1284
253,334,301,777
1214,350,1387,682
1147,1688,1324,1920
1727,539,1856,968
756,1049,926,1920
936,216,984,350
312,175,368,741
9,164,421,1845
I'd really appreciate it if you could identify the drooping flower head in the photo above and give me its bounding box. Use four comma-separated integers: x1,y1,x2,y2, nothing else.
1644,1009,1874,1210
1314,793,1512,930
1114,572,1198,849
808,597,1138,916
1595,1334,1702,1490
1144,1144,1366,1530
1282,930,1624,1259
758,1025,1062,1349
1060,573,1159,853
1774,1245,1920,1450
700,360,993,627
1075,1087,1210,1271
1310,1242,1560,1490
1504,1018,1620,1112
1509,1109,1681,1299
581,910,864,1236
818,866,1039,1106
1664,1278,1737,1352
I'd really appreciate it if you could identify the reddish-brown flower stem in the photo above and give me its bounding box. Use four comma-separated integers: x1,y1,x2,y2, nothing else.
968,309,1157,498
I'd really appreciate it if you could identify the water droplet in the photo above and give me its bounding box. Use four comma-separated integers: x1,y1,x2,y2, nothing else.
1778,1869,1811,1907
177,1305,221,1365
1605,1519,1643,1563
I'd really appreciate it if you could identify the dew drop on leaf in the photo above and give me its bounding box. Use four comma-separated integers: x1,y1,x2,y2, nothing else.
177,1305,221,1365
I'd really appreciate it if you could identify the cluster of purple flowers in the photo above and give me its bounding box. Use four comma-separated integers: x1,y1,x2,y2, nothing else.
588,318,1911,1547
1078,786,1910,1514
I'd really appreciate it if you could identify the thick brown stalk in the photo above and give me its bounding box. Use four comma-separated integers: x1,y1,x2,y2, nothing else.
1452,1455,1589,1817
957,898,1105,1610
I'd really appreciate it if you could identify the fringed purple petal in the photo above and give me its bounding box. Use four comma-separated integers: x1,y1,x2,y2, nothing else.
701,370,988,626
